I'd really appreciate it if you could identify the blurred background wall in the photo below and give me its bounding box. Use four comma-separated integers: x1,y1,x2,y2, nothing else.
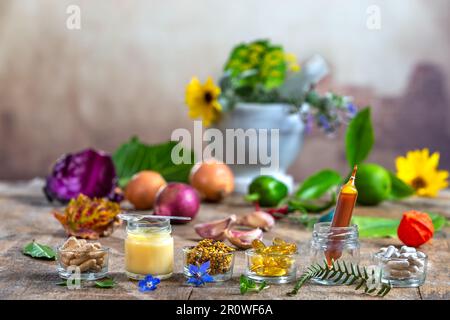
0,0,449,180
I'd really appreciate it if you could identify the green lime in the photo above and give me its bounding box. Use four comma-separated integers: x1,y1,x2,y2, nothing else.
246,175,288,207
355,163,391,206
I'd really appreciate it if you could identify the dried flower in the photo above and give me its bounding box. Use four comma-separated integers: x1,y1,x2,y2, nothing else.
52,194,121,239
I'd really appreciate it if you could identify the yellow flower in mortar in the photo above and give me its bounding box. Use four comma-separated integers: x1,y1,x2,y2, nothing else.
285,53,301,72
185,77,222,127
396,148,449,197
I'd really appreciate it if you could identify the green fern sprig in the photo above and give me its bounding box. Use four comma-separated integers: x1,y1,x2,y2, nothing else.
288,260,391,297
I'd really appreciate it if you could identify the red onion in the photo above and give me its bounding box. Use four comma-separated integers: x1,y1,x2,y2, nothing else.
154,183,200,224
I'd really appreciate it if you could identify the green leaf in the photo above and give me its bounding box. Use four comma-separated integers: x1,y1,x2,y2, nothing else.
352,216,399,238
289,192,336,213
428,212,447,231
295,169,342,200
112,137,195,188
388,171,414,199
23,241,56,260
353,213,448,238
56,280,68,286
345,107,374,167
94,278,116,288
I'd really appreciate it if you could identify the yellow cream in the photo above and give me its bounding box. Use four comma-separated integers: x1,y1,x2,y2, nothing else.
125,232,174,279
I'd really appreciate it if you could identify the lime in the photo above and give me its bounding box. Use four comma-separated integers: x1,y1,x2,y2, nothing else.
355,163,391,206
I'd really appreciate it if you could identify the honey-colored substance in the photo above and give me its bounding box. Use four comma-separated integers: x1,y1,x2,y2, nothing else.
325,165,358,265
125,232,174,277
249,238,297,277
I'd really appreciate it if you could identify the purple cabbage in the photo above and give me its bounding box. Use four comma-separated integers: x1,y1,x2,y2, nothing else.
44,148,121,203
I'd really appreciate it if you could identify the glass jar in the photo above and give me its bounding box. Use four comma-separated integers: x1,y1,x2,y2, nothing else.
182,246,235,282
57,246,109,281
245,249,298,284
373,251,427,288
310,222,360,285
125,218,174,280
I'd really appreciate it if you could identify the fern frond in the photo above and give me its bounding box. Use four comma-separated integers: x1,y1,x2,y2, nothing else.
288,260,392,298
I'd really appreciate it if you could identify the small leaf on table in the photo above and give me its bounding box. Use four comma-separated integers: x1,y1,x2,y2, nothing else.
95,278,116,288
23,241,56,260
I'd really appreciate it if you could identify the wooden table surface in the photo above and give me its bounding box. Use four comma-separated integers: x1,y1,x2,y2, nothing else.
0,179,449,300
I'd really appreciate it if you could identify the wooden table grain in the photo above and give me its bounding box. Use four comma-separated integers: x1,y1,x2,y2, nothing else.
0,179,448,300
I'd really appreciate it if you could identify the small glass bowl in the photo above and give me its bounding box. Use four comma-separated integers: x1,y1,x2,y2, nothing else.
373,251,427,288
245,249,298,284
182,246,235,282
56,246,109,280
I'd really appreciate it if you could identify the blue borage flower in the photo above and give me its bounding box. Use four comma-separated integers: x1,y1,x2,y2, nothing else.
347,102,357,117
186,261,214,287
138,275,160,292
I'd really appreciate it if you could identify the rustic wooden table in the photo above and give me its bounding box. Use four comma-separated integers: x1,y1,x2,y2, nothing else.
0,179,448,300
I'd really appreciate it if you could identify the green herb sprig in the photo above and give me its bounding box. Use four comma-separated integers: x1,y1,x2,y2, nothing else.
288,260,391,297
240,275,268,295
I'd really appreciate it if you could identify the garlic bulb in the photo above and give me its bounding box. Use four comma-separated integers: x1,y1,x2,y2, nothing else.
237,211,275,231
225,227,263,249
194,215,236,240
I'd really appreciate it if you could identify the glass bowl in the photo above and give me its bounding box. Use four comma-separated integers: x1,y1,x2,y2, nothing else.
182,246,235,282
56,245,109,280
373,250,427,288
245,249,298,284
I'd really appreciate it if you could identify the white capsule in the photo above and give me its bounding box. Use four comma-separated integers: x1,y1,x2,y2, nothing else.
416,251,426,258
408,265,420,274
409,258,425,268
400,246,416,253
392,251,400,258
389,269,412,279
386,260,410,269
379,247,387,252
400,252,416,259
384,246,396,258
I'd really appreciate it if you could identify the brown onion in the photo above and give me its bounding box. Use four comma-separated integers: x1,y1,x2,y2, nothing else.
189,159,234,202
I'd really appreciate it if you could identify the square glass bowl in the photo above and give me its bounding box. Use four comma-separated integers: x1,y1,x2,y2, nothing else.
373,251,427,288
57,246,109,280
182,246,235,282
245,249,298,284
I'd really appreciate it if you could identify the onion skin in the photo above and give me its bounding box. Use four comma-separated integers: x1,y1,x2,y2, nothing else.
154,183,200,224
124,171,166,210
189,160,234,202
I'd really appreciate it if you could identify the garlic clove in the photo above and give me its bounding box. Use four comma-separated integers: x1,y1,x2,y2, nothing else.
225,227,263,249
237,211,275,231
194,215,237,240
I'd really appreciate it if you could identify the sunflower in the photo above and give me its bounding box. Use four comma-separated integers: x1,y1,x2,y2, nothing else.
185,77,222,127
396,148,449,197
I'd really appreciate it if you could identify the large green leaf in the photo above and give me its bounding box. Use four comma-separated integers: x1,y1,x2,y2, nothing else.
387,171,415,199
23,241,56,260
295,169,342,200
345,107,374,167
112,137,195,188
352,213,448,238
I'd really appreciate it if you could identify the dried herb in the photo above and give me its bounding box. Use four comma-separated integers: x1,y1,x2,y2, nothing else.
239,275,268,295
288,260,391,297
23,241,56,260
52,194,121,239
